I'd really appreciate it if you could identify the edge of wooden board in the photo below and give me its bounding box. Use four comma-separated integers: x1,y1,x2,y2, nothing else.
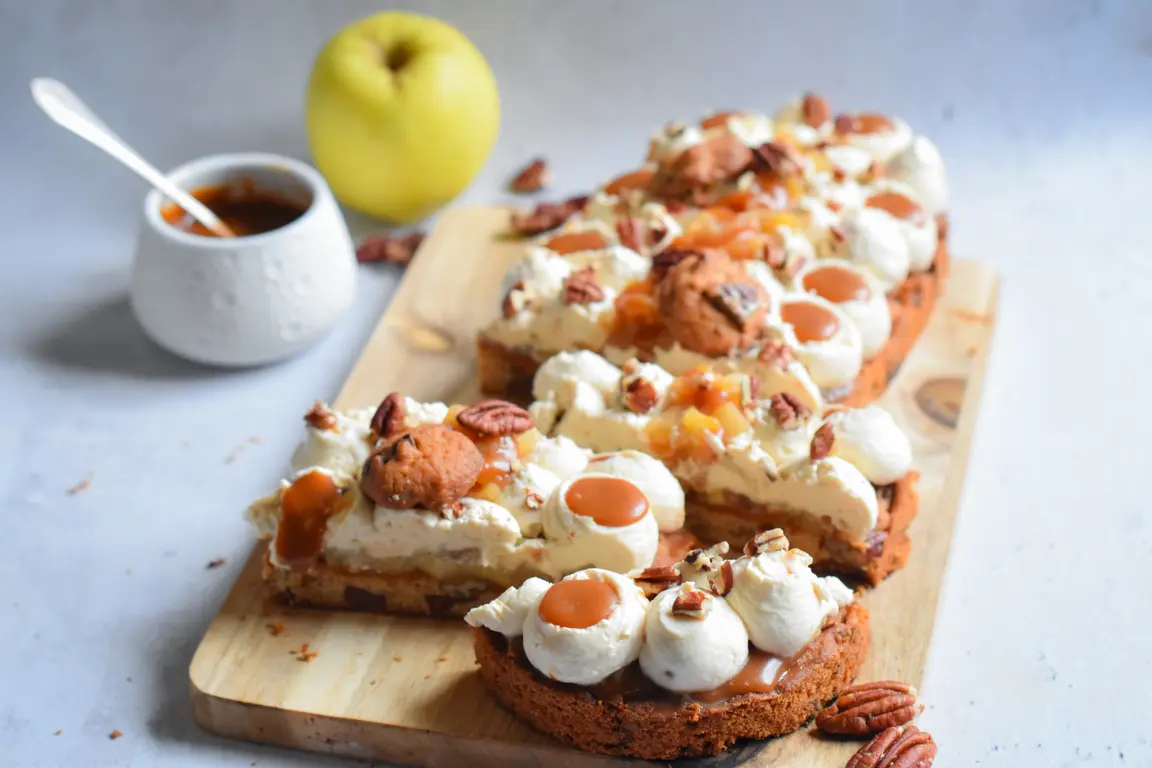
190,205,1000,767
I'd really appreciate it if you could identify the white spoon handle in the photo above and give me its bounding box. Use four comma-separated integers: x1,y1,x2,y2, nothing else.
30,78,234,237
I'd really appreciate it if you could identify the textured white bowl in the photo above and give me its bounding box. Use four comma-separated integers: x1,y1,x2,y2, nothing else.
130,153,357,366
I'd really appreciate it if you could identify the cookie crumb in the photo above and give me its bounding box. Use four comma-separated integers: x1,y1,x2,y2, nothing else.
423,674,431,679
53,729,62,736
291,643,318,662
66,475,92,496
266,621,286,637
393,654,403,662
436,656,448,662
205,558,226,570
109,730,123,740
224,435,263,465
509,158,550,193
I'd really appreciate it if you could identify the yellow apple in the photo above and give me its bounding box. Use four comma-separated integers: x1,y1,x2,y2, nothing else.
306,12,500,223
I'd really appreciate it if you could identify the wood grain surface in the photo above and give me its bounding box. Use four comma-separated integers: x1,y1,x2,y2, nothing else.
189,205,1000,767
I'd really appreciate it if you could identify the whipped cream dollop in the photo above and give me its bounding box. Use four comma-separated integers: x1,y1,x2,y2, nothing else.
791,259,892,360
864,180,939,272
841,116,914,165
884,135,949,216
830,206,912,289
725,548,855,657
533,350,622,409
584,450,686,532
774,295,863,392
639,585,749,692
824,406,913,485
290,406,375,478
541,472,659,574
520,569,649,685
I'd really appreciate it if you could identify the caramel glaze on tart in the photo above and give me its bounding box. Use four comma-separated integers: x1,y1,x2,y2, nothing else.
471,600,870,759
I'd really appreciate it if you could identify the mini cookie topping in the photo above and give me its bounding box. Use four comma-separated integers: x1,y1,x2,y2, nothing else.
360,424,484,511
657,250,770,356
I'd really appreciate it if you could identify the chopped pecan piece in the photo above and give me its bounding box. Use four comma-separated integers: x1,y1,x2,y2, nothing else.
509,158,549,193
683,541,730,572
703,282,764,331
650,248,698,278
622,376,659,414
751,141,801,176
846,725,936,768
632,565,682,598
810,422,836,461
524,490,545,510
562,266,606,304
501,281,527,318
706,560,734,596
509,195,588,236
370,392,407,440
744,528,789,556
616,218,644,251
654,134,753,200
834,114,856,134
801,92,831,127
356,231,425,266
457,400,534,436
304,401,338,432
670,585,709,619
757,339,795,371
817,681,923,736
769,392,810,430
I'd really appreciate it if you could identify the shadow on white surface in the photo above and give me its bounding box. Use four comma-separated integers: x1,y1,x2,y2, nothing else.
27,294,247,381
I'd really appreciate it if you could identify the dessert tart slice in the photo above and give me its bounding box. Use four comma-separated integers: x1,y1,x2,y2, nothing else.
529,351,918,584
478,93,949,406
246,396,697,617
465,531,869,759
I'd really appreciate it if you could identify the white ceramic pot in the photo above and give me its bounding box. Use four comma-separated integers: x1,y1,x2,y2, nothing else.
130,153,357,366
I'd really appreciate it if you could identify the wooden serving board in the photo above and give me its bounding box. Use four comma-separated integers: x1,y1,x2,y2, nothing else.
190,206,999,767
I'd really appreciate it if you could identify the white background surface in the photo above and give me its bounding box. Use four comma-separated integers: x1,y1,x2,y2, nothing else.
2,1,1150,766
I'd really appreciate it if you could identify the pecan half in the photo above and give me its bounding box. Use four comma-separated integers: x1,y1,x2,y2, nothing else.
562,266,605,305
622,376,659,414
757,339,795,371
509,195,588,236
616,218,644,251
744,528,789,556
670,585,709,619
801,92,831,127
706,560,734,596
304,401,338,432
846,725,936,768
356,232,425,266
457,400,533,436
834,114,856,134
703,282,764,331
751,141,801,176
817,681,923,736
632,565,682,598
810,422,836,461
769,392,810,430
370,392,406,440
509,158,549,193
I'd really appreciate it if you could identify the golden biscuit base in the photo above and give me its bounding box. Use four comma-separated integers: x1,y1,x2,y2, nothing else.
472,600,870,759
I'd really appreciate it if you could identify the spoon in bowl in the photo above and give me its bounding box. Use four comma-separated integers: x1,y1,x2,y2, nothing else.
30,78,235,238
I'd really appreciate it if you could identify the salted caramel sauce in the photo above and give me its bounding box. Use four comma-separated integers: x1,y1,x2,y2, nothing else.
537,578,619,629
564,476,649,527
472,435,521,490
842,113,894,134
274,470,352,569
865,191,926,226
781,301,840,343
692,650,786,703
802,265,871,304
544,230,610,255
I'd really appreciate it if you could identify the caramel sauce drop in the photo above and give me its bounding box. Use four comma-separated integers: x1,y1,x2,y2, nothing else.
472,435,521,490
865,191,925,226
782,301,840,343
544,230,610,255
692,650,784,703
274,470,351,569
802,265,871,304
565,476,649,527
538,578,619,629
